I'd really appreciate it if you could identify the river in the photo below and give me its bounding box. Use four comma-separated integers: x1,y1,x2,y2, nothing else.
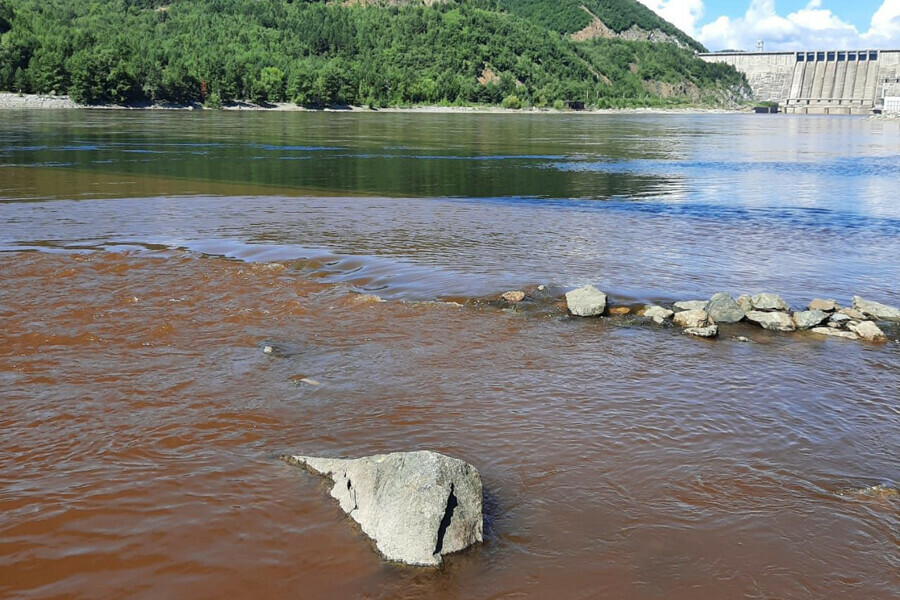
1,110,898,599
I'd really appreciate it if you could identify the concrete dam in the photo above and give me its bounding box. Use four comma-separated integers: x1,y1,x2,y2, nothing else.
699,50,900,114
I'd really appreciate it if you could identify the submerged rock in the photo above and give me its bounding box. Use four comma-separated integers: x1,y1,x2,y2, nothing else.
288,451,483,567
745,311,795,331
792,310,828,330
673,309,710,329
643,305,674,324
811,327,859,340
733,336,751,343
673,300,707,311
565,285,607,317
683,325,718,338
848,321,887,342
608,306,631,315
840,484,900,500
704,292,745,323
808,298,839,312
501,290,525,303
852,296,900,321
750,293,789,312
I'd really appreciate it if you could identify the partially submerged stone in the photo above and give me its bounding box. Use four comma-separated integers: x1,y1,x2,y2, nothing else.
705,292,745,323
792,310,828,330
838,307,867,321
750,293,789,312
811,327,859,340
501,290,525,303
839,484,900,500
852,296,900,321
288,451,483,567
643,305,674,324
673,309,710,329
683,325,718,338
673,300,707,311
608,306,631,315
808,298,839,312
745,311,795,332
848,320,887,342
829,313,852,325
565,285,607,317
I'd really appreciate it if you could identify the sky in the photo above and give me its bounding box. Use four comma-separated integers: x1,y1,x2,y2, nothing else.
636,0,900,51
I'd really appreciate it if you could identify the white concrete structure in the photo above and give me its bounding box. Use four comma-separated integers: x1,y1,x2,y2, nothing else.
700,50,900,115
885,97,900,113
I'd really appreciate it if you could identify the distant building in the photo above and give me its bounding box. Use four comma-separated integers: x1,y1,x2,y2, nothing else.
885,97,900,113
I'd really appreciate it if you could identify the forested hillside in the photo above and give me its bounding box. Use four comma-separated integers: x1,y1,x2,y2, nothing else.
0,0,744,108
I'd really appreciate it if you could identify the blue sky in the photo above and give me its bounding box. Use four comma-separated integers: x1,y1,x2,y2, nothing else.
636,0,900,50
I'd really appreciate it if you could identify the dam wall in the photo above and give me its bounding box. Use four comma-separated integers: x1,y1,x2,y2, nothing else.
700,50,900,115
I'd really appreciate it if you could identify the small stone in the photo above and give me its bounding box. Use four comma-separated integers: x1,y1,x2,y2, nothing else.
537,285,546,291
643,305,674,324
750,293,789,312
733,336,751,343
737,295,753,313
745,311,795,331
828,322,843,329
565,285,607,317
829,313,851,325
848,321,887,342
263,345,275,355
673,300,707,311
501,290,526,303
705,292,745,323
838,308,867,321
852,296,900,321
811,327,859,340
683,325,718,338
609,306,630,315
792,310,828,330
355,294,385,304
673,309,710,329
808,298,838,312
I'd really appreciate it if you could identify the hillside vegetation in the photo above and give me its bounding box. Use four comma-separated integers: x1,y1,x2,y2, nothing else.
0,0,744,108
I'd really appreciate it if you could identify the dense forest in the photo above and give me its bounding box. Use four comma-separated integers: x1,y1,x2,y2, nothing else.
0,0,745,108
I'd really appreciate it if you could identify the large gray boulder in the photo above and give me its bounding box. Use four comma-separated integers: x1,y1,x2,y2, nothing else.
565,285,607,317
751,293,789,312
288,451,483,566
705,292,745,323
852,296,900,322
745,311,795,331
673,309,710,329
792,310,828,330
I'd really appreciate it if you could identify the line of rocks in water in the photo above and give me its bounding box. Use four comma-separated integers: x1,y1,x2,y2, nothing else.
497,285,899,343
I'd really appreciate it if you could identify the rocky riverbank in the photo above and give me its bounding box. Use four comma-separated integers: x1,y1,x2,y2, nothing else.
0,92,743,114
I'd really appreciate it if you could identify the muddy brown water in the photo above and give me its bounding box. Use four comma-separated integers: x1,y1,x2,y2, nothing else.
1,111,898,599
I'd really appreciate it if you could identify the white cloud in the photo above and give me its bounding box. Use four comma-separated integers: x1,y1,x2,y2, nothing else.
636,0,705,37
636,0,900,51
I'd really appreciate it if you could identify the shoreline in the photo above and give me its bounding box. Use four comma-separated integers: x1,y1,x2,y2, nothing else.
0,92,745,115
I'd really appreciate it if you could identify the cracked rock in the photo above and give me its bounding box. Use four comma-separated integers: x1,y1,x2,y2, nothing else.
287,451,483,566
